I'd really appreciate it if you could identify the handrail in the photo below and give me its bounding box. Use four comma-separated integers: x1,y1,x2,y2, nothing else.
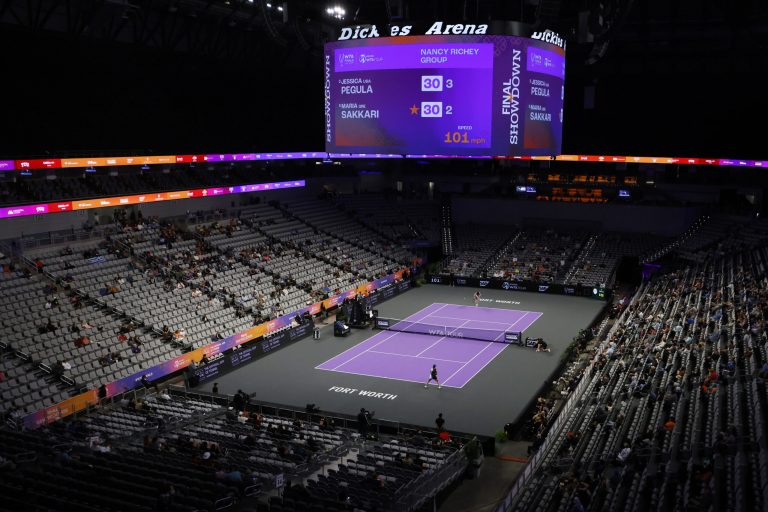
493,281,646,511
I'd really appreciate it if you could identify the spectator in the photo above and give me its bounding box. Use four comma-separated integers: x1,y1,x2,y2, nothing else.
140,374,159,392
74,335,91,348
617,444,632,464
233,390,244,412
435,413,445,432
98,384,107,403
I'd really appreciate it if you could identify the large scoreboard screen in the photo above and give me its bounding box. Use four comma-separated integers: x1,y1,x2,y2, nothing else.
324,27,565,157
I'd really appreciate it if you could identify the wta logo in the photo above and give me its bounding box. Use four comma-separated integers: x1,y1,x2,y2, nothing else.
428,329,464,338
337,53,355,67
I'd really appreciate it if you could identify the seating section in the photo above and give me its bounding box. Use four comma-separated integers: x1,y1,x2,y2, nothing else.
215,203,368,295
0,166,290,206
0,251,178,415
486,229,589,283
336,193,441,245
280,198,415,269
0,390,464,512
564,232,666,286
0,394,238,512
444,226,667,286
510,247,768,512
0,196,417,422
442,225,512,277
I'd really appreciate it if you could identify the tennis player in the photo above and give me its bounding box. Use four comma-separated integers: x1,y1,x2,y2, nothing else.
425,364,441,389
473,291,481,307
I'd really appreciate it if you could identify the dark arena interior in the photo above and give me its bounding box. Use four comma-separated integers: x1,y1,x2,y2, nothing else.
1,2,768,512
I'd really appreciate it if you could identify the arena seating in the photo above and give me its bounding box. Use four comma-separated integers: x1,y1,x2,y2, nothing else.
564,232,666,287
336,193,441,245
0,250,178,415
0,388,466,512
508,246,768,512
442,225,511,277
445,225,667,287
485,229,589,283
0,167,294,207
279,198,415,269
0,196,418,421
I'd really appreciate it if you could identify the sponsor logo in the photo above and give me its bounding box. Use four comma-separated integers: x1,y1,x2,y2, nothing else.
538,285,549,292
530,29,566,50
479,280,490,287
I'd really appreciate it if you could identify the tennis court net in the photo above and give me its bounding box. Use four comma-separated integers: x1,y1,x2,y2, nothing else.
374,317,521,344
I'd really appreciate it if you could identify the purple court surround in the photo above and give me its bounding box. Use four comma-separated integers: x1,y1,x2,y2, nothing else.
316,303,542,388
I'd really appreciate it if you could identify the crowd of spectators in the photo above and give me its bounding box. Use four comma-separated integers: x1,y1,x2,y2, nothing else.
512,246,768,512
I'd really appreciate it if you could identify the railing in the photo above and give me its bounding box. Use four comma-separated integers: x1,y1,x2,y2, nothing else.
493,282,644,511
169,387,486,448
5,224,120,255
395,443,468,511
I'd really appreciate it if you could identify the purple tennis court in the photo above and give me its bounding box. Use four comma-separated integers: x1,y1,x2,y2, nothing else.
316,303,542,388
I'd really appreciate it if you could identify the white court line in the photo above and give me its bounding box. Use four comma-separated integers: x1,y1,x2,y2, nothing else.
452,311,544,387
329,330,402,370
441,304,539,314
414,319,471,357
328,303,451,371
316,366,462,388
441,342,497,386
445,312,536,385
367,350,468,364
493,311,529,342
314,302,447,369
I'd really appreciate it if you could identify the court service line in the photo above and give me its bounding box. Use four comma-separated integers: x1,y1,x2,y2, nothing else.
441,341,497,386
424,315,526,326
458,313,544,388
513,312,543,334
442,304,538,314
451,315,527,386
367,350,468,364
414,319,472,358
491,312,528,342
328,303,451,371
314,302,445,369
315,367,462,388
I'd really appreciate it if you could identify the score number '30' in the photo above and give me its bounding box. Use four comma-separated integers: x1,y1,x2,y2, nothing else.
421,75,453,118
421,75,453,92
421,102,452,118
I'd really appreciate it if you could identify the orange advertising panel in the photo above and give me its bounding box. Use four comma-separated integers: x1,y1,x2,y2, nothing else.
114,155,177,165
72,199,98,210
62,157,111,167
37,390,98,428
165,190,190,200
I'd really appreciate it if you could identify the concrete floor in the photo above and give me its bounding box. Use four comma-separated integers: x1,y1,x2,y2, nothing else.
439,441,529,512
